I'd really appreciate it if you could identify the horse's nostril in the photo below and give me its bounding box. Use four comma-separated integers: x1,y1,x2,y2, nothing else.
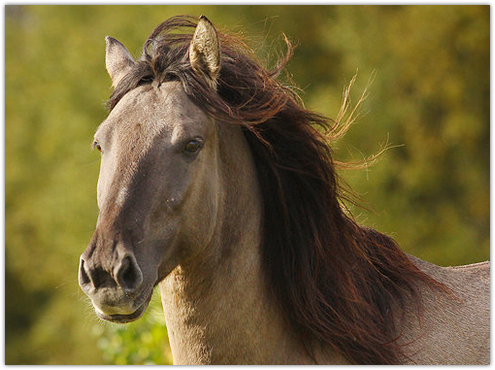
79,258,91,286
116,255,143,291
79,256,118,290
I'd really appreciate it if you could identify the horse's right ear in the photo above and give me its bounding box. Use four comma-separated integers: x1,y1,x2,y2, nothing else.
105,36,135,88
189,16,221,89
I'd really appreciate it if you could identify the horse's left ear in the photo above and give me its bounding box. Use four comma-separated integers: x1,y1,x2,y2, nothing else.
105,36,135,88
189,15,221,89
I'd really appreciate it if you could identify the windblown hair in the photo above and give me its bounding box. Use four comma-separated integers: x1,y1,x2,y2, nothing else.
108,15,444,364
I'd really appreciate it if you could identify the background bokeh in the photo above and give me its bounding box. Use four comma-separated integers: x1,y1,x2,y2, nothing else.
5,5,489,364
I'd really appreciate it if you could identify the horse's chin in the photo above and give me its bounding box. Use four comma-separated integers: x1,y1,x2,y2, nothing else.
94,291,153,324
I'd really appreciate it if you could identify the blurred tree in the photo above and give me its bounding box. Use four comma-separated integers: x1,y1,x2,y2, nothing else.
5,5,489,365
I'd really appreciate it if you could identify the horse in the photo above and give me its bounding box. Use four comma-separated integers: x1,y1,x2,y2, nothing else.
78,15,489,365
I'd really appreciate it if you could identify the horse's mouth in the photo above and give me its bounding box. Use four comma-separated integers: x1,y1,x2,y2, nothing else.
94,293,152,324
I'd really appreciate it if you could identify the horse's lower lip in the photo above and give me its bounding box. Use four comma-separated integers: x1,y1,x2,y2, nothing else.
95,293,152,324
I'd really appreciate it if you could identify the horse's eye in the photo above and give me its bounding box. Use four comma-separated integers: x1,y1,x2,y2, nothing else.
184,139,203,154
93,141,102,153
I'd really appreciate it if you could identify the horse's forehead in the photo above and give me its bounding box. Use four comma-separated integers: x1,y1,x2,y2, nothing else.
102,82,206,137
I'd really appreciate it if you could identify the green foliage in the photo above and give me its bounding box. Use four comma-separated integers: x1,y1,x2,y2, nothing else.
5,5,489,365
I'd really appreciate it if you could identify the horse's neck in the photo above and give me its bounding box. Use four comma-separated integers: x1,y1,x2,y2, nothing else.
158,124,309,364
158,224,297,364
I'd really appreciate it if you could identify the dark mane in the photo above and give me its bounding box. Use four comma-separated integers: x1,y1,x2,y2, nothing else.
107,15,444,365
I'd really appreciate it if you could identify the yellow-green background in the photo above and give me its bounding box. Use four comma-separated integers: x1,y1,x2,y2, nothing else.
6,5,489,364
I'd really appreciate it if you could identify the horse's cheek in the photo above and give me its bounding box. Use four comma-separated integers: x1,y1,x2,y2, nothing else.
181,175,220,253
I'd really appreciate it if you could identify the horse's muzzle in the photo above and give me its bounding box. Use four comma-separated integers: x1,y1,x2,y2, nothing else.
79,251,149,322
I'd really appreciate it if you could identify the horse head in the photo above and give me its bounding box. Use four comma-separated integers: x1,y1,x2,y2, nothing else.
79,17,223,323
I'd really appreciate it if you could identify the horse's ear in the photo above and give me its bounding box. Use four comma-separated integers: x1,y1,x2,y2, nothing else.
105,36,135,88
189,16,220,89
